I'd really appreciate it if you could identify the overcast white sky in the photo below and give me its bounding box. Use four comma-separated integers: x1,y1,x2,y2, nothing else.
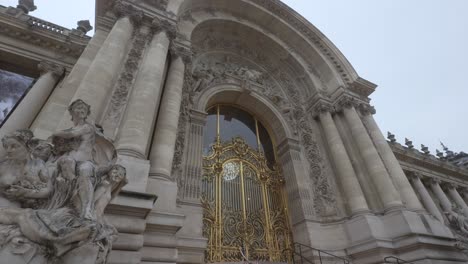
2,0,466,153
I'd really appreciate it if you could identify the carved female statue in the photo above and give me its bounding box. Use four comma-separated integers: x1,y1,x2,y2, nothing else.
0,99,124,263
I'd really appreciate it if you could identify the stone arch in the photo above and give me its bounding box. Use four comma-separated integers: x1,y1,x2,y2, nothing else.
195,83,295,146
192,83,319,244
173,0,363,94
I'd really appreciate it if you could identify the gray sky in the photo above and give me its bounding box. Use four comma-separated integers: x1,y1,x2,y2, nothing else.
3,0,467,153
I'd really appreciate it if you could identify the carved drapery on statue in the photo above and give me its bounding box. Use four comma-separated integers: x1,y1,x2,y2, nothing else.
0,99,127,264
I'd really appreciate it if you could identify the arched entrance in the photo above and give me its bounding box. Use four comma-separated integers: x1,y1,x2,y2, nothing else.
201,105,292,262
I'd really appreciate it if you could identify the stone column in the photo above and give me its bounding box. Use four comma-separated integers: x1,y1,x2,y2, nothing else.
314,102,369,216
408,174,444,221
360,105,424,211
116,20,175,159
148,47,188,181
57,6,140,129
445,184,468,217
140,39,190,264
428,178,452,213
30,29,109,139
0,61,63,143
338,97,403,211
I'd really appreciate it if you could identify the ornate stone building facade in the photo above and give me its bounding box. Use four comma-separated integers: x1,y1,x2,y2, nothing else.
1,0,468,263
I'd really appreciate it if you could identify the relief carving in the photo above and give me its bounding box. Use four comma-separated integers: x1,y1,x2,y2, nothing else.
0,99,126,263
172,45,337,215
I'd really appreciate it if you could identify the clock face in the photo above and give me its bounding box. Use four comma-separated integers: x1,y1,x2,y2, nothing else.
222,161,240,181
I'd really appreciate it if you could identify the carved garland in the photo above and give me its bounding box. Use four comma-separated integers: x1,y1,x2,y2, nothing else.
101,27,150,138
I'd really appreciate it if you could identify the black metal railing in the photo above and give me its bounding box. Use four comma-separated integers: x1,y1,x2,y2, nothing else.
384,256,413,263
292,243,350,264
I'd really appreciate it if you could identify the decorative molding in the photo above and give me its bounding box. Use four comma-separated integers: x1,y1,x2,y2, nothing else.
174,49,338,216
250,0,354,86
143,0,168,11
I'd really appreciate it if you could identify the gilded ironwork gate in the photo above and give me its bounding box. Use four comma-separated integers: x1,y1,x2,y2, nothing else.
202,137,292,262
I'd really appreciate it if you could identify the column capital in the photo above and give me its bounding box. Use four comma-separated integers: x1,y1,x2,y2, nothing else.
170,44,193,64
407,171,422,181
310,100,334,118
113,1,144,25
334,94,360,112
38,61,64,78
428,177,442,185
151,17,177,41
358,103,376,116
441,182,458,191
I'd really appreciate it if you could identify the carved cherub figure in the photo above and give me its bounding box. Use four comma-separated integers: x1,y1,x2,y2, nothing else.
94,164,127,222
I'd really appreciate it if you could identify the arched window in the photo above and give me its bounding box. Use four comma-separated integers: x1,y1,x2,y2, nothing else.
203,105,276,168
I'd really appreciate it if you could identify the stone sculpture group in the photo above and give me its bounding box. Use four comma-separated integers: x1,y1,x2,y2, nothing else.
0,99,127,263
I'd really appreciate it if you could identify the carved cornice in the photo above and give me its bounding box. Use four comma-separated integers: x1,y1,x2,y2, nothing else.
38,61,65,77
142,0,168,11
151,17,176,41
0,12,89,58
